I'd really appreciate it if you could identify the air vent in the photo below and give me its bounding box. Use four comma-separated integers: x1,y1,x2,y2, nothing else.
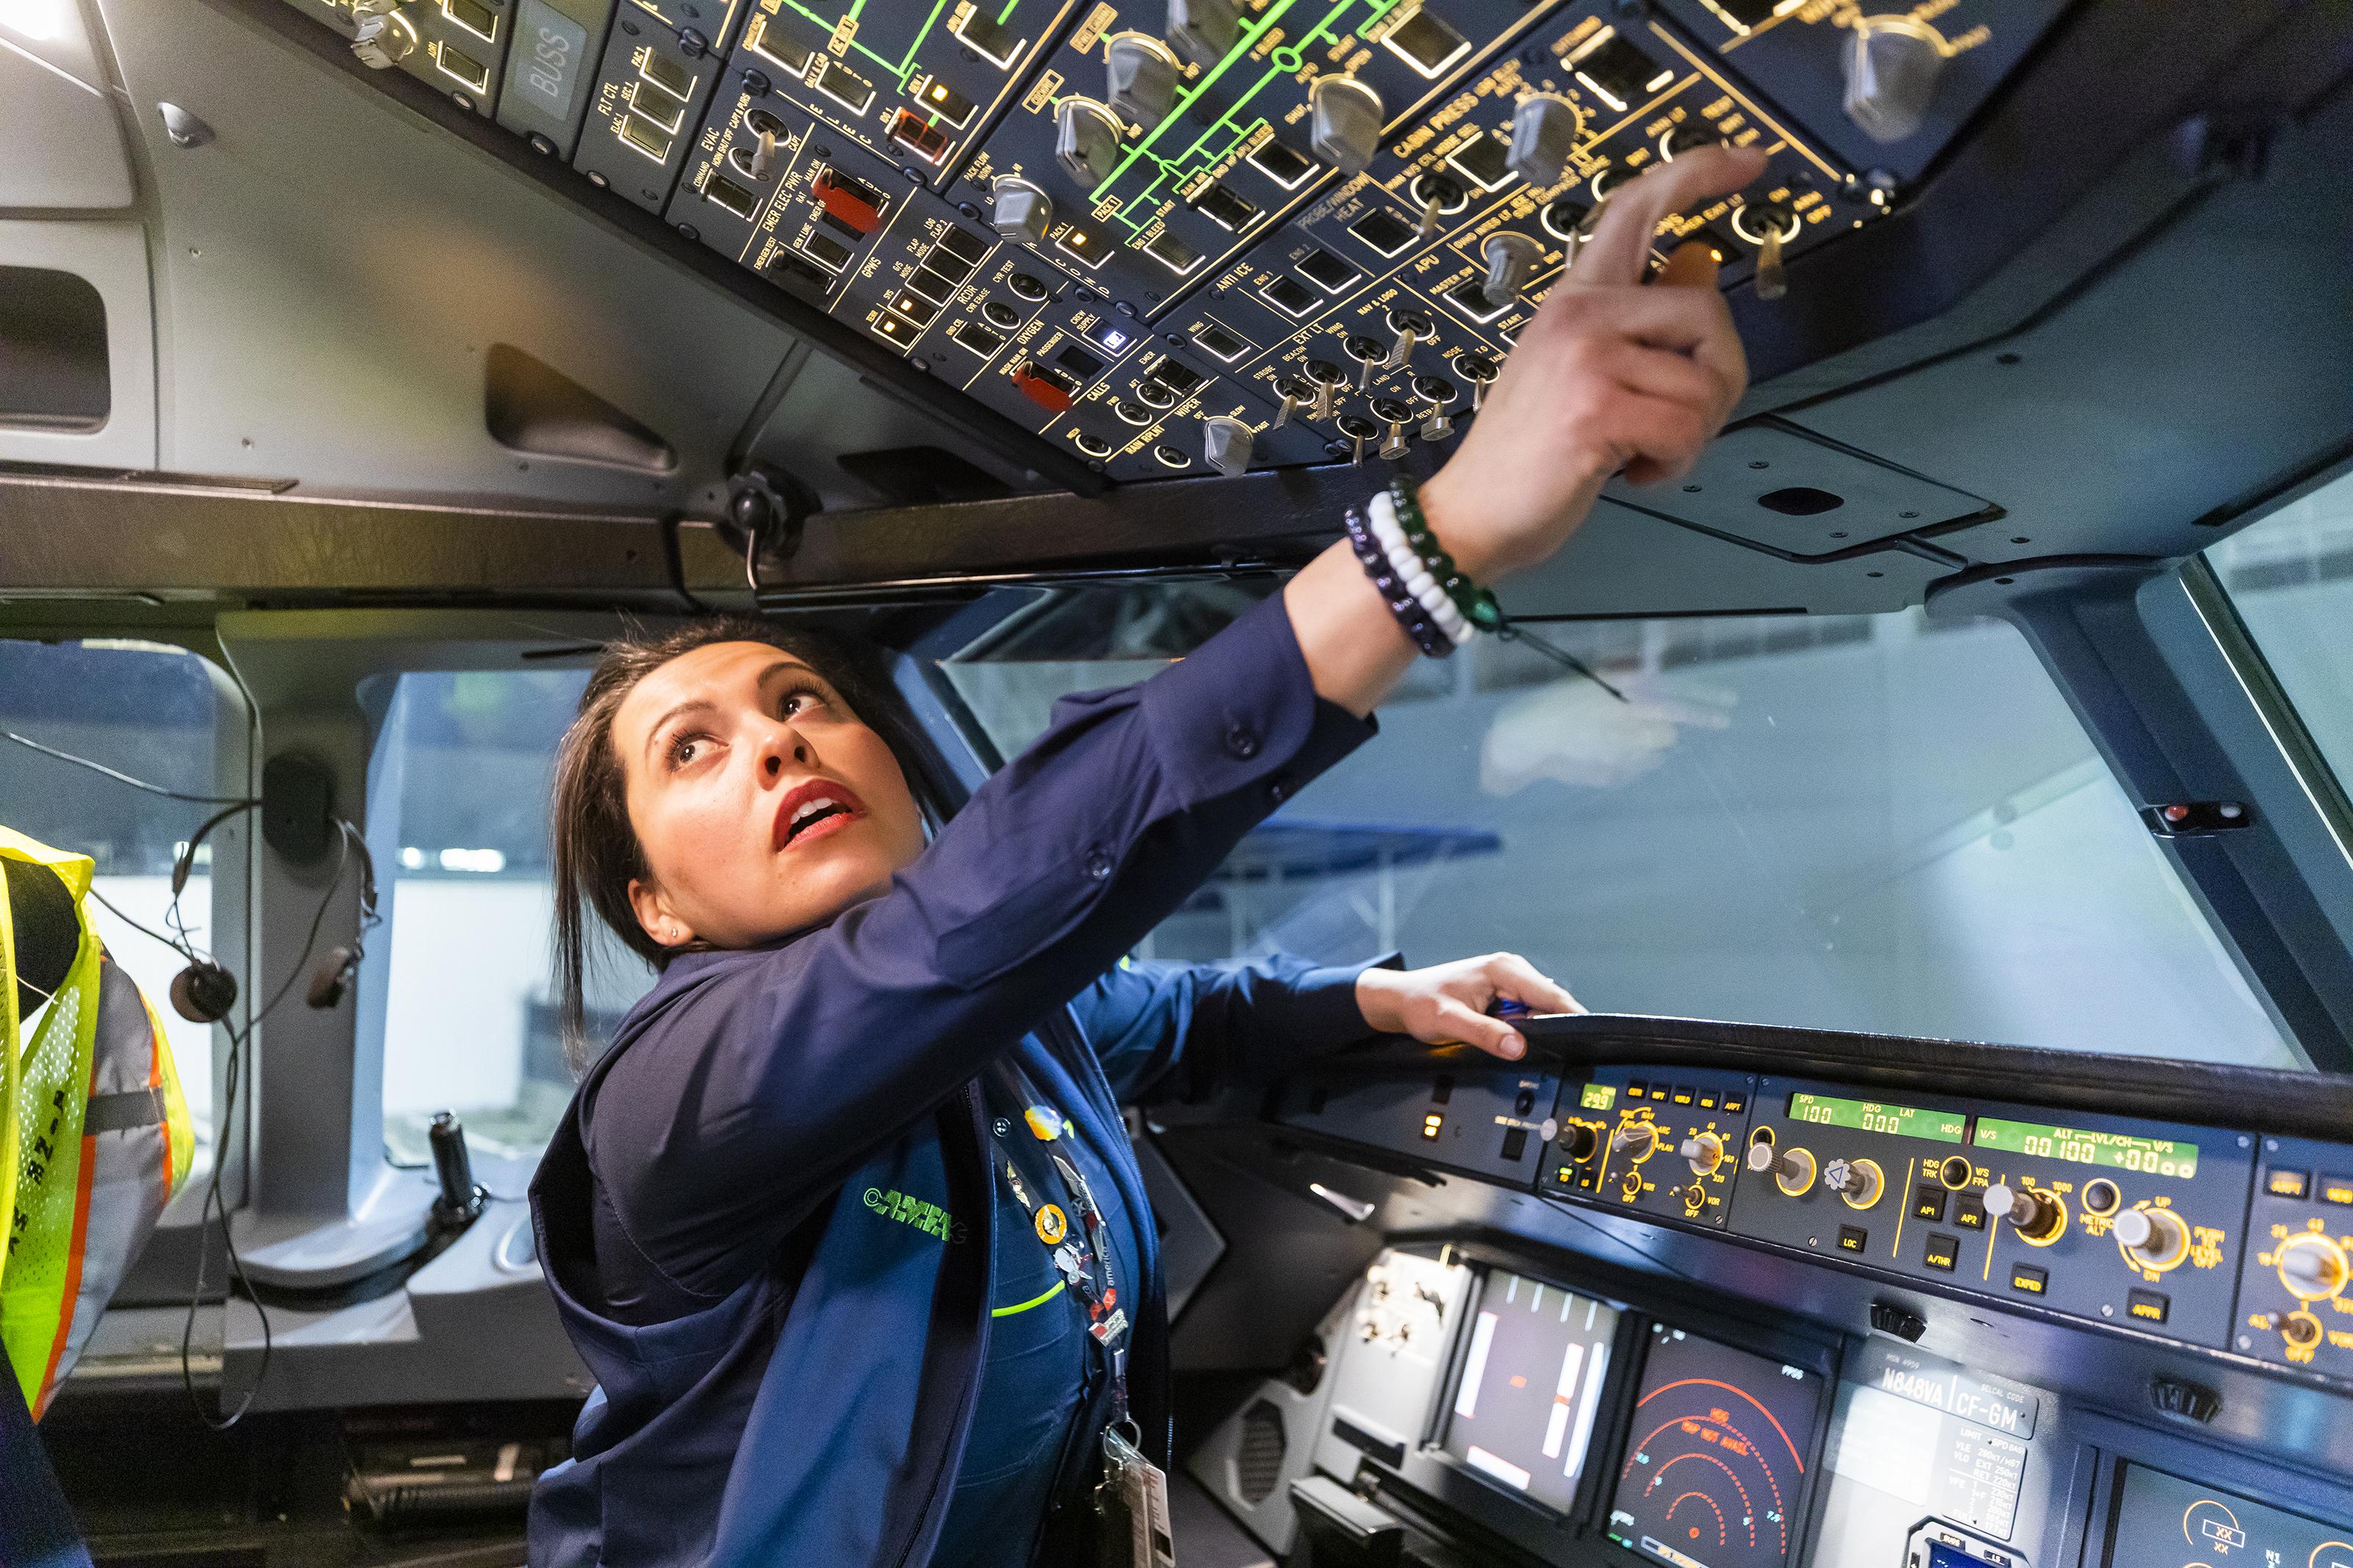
0,267,109,433
484,344,676,472
1234,1399,1288,1503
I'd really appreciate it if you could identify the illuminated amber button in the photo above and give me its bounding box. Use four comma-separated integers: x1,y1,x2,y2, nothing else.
2268,1168,2312,1199
2010,1264,2048,1295
2321,1175,2353,1206
2127,1288,2169,1324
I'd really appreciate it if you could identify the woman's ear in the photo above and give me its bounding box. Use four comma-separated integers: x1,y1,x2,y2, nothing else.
629,877,688,948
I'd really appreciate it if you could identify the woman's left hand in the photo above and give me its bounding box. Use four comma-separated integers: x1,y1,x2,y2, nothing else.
1355,954,1585,1062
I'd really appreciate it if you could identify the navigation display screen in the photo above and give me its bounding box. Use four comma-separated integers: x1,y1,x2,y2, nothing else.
1607,1326,1825,1568
1438,1270,1618,1515
1973,1117,2200,1178
2104,1463,2352,1567
1786,1093,1965,1144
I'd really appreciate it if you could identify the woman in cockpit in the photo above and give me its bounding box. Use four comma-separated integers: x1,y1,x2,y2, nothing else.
522,144,1764,1568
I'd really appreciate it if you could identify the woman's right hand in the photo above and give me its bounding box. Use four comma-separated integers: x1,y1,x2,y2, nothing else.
1420,143,1765,584
1283,143,1764,717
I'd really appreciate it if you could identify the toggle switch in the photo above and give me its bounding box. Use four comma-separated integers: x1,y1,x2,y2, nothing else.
1271,378,1307,429
1054,98,1125,185
1106,32,1182,132
1372,398,1415,460
1202,415,1254,476
1413,173,1463,240
1385,309,1432,370
749,128,782,179
991,178,1054,246
1335,413,1379,465
1310,75,1383,173
1454,354,1498,412
351,5,419,66
1411,375,1455,440
1507,94,1580,187
1480,232,1543,307
1844,14,1946,143
1733,199,1800,301
1304,359,1346,420
1165,0,1238,70
1565,193,1610,276
1344,334,1388,390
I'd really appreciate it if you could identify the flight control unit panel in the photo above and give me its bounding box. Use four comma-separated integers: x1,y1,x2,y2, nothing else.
271,0,2063,481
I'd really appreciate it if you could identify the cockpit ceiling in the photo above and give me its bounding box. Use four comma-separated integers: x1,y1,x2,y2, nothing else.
0,0,2348,615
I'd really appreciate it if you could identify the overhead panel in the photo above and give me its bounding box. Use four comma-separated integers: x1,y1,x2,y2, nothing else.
254,0,2062,484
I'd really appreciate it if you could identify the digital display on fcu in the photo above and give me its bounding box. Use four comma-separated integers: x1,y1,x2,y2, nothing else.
1785,1094,1965,1145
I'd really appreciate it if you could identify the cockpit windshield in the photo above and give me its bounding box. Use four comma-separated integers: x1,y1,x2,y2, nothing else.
943,588,2296,1068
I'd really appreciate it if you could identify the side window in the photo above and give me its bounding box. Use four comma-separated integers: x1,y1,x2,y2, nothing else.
2208,473,2353,791
0,639,233,1147
367,671,653,1164
939,594,2295,1068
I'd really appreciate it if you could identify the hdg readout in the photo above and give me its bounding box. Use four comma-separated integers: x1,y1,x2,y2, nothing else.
1786,1093,1967,1144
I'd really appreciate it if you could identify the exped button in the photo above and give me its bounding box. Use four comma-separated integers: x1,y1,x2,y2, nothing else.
2010,1264,2048,1295
1837,1225,1868,1254
2127,1288,2169,1324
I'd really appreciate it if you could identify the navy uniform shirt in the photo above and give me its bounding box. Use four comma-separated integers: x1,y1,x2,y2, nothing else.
530,592,1388,1568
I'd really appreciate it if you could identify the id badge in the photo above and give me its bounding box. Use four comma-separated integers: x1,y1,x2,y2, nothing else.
1098,1428,1175,1568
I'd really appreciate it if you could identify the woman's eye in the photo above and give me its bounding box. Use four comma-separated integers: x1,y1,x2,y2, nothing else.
668,734,707,768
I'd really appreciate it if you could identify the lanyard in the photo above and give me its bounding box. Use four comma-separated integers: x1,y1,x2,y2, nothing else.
988,1056,1132,1426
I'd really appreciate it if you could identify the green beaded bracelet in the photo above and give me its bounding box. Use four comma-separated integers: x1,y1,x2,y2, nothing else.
1390,476,1503,631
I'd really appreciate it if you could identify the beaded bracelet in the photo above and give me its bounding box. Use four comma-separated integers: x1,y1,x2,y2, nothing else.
1366,493,1474,646
1343,505,1455,659
1389,474,1504,634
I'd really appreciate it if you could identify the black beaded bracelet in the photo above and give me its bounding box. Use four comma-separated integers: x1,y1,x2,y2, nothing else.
1345,505,1454,659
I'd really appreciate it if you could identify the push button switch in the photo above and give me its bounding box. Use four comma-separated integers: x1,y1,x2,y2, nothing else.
2127,1288,2169,1324
1922,1233,1959,1272
2269,1168,2313,1200
1952,1193,1986,1231
2009,1264,2048,1295
1837,1225,1868,1254
1913,1184,1948,1222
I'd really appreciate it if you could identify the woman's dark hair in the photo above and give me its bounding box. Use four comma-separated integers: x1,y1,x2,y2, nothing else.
549,615,963,1072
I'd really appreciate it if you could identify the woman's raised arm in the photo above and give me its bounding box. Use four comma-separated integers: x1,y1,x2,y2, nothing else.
1285,143,1766,717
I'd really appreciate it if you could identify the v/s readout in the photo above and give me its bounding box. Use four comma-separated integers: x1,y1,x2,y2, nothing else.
1972,1117,2200,1178
1785,1093,1965,1144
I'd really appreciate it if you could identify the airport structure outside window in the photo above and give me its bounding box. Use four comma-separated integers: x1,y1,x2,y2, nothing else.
940,586,2296,1069
2207,471,2353,800
367,670,652,1165
0,640,229,1145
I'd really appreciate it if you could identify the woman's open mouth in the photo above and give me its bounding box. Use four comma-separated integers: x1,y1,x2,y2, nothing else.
773,780,868,853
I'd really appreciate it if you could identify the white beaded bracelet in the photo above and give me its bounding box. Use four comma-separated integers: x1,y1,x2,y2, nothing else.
1369,492,1473,644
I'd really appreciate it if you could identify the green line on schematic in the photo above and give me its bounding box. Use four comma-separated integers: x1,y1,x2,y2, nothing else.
1090,0,1307,198
893,0,950,76
784,0,905,78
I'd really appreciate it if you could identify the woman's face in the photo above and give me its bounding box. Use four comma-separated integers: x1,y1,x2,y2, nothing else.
613,641,927,951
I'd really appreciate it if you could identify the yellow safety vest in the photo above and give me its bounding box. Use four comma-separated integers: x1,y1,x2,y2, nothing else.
0,828,195,1417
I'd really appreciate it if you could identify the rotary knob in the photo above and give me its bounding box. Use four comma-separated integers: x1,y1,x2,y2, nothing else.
1824,1157,1884,1210
2109,1206,2190,1271
1507,93,1580,187
1165,0,1238,70
1679,1133,1724,1178
1202,416,1253,476
1843,14,1946,144
1310,76,1384,173
1480,232,1543,308
1054,98,1124,185
1612,1121,1658,1160
1105,32,1182,132
350,5,419,66
1983,1183,2064,1242
991,179,1054,246
2276,1234,2349,1301
1563,1123,1600,1164
1747,1142,1815,1195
